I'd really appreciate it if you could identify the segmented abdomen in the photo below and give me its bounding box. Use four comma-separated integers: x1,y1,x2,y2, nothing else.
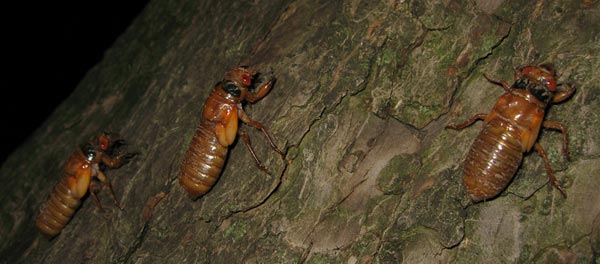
463,118,524,201
35,173,82,236
179,121,228,200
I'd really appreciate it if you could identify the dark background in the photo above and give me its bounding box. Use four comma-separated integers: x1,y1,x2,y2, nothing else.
2,1,149,164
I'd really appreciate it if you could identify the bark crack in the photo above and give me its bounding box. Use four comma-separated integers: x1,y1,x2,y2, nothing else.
298,176,370,262
466,25,512,78
371,196,410,261
113,224,149,263
113,154,179,263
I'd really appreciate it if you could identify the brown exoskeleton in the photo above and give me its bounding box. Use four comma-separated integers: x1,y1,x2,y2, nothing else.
35,132,135,236
446,65,575,202
179,66,284,200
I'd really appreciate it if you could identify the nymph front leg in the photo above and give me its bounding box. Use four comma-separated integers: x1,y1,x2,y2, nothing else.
95,170,123,209
101,151,135,169
239,129,269,173
246,78,275,103
445,113,488,130
483,74,512,92
237,105,284,158
542,120,570,160
534,143,567,198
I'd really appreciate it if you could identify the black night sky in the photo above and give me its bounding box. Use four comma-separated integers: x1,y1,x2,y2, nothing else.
2,1,149,164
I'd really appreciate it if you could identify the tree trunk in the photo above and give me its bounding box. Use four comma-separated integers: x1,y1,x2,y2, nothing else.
2,0,599,263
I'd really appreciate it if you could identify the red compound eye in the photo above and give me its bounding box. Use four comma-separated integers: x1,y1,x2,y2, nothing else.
241,74,252,86
99,137,109,150
544,77,557,91
522,66,534,76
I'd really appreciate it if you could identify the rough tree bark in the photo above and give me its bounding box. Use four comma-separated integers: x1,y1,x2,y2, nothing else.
1,0,599,263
